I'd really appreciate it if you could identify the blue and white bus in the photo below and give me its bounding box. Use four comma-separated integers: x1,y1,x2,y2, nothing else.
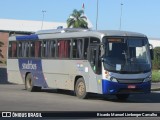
7,28,153,99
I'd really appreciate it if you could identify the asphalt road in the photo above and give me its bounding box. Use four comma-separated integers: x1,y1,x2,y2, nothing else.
0,84,160,111
0,66,160,112
0,66,7,84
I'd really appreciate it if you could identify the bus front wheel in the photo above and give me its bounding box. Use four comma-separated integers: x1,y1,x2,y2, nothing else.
25,73,41,92
75,78,88,99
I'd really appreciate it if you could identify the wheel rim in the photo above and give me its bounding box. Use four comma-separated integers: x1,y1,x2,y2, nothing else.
77,82,85,96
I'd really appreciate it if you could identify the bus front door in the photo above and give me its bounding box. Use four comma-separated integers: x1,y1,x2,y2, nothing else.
88,45,102,93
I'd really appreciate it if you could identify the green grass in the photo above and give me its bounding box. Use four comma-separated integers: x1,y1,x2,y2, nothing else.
152,70,160,82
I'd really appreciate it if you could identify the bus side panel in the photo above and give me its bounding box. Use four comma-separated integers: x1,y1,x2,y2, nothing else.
42,60,76,90
7,59,23,84
18,58,48,88
41,60,100,92
87,64,99,93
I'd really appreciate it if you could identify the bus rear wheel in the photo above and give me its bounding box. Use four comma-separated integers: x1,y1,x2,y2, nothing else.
75,78,88,99
25,73,41,92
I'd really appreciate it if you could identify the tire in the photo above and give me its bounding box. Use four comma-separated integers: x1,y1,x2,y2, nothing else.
116,94,130,100
25,73,41,92
75,78,88,99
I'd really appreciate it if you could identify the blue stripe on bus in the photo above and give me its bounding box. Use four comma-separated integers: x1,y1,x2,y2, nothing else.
102,79,151,94
18,58,48,88
16,35,39,40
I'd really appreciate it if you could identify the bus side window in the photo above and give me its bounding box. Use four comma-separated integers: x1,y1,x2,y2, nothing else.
89,37,101,74
35,41,41,58
90,48,97,69
89,46,102,74
12,42,17,58
8,42,12,57
18,42,22,57
58,40,71,58
84,38,89,59
50,40,56,58
42,41,45,57
72,39,83,59
23,42,29,57
42,40,50,58
9,42,17,58
30,41,35,57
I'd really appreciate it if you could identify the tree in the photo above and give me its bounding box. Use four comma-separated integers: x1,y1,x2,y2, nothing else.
152,47,160,69
67,9,88,29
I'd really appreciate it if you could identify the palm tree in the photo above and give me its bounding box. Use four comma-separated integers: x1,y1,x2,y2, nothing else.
67,9,88,29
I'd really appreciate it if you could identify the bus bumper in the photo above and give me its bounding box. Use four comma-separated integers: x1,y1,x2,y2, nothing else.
102,79,151,94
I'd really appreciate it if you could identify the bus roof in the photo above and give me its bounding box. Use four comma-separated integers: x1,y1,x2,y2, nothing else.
9,29,147,41
37,29,147,40
97,30,146,37
36,28,146,37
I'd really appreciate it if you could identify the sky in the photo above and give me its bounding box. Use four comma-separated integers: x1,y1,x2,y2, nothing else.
0,0,160,38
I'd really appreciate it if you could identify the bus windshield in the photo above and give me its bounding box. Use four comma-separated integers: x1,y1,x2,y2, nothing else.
103,37,151,73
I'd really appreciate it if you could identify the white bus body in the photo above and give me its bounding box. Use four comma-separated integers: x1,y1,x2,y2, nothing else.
7,29,152,99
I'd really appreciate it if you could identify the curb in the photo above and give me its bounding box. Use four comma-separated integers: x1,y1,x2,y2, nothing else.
151,88,160,91
151,82,160,91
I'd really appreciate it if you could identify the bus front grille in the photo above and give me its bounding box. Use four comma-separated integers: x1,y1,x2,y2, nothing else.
117,79,144,84
118,89,144,94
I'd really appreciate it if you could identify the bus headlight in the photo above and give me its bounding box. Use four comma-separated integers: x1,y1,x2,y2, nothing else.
143,75,152,82
110,77,118,82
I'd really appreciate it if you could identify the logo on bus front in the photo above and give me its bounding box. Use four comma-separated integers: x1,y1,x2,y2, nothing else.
22,61,37,70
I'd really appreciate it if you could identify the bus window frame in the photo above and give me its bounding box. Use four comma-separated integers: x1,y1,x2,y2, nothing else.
49,39,56,58
10,36,100,61
41,40,49,59
71,38,85,60
29,40,42,59
30,40,35,58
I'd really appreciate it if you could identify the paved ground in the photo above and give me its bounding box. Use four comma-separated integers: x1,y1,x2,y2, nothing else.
0,66,7,84
0,84,160,111
0,66,160,119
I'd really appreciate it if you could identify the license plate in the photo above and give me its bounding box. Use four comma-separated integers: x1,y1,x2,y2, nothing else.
128,85,136,89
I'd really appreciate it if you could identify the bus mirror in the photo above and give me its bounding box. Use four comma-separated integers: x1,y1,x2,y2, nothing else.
101,58,104,62
101,58,107,62
100,44,105,57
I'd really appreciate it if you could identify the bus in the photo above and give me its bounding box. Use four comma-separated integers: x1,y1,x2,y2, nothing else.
7,28,153,100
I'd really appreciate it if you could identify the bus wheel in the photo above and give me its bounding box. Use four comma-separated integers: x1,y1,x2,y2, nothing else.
116,94,129,100
25,73,40,92
75,78,88,99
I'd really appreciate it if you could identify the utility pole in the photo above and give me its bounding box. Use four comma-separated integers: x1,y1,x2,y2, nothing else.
96,0,99,30
119,1,123,30
41,10,46,30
